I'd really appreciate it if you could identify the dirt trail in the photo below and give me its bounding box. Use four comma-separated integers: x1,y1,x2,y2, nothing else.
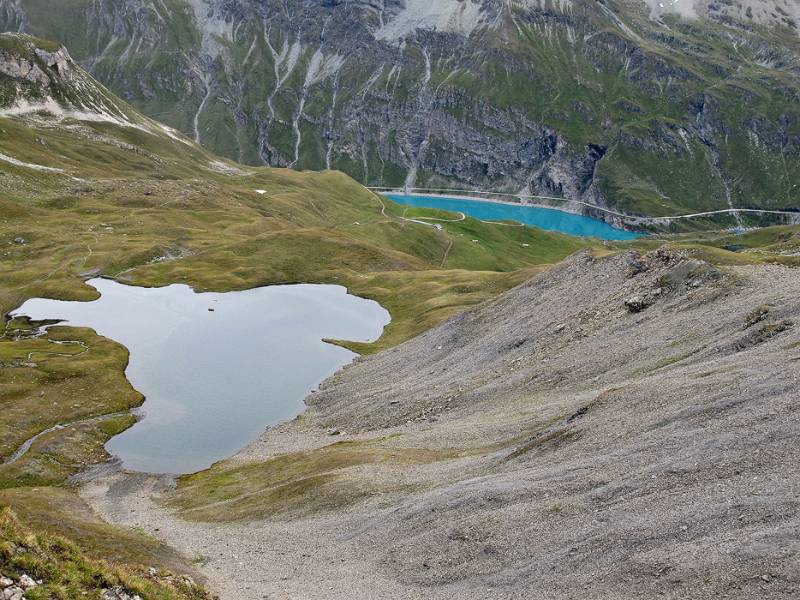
4,411,126,466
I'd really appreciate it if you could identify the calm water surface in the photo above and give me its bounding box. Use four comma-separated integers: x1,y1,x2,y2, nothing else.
12,279,390,474
386,194,641,240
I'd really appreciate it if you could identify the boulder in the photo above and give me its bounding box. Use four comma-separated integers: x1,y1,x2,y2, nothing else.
0,586,23,600
101,587,142,600
17,575,35,590
624,295,649,313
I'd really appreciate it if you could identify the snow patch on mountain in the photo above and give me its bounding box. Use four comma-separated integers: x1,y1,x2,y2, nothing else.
159,123,194,146
374,0,485,42
642,0,699,19
0,150,63,172
519,0,573,11
0,97,144,130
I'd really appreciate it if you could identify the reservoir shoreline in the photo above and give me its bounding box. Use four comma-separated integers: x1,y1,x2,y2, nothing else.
384,192,642,240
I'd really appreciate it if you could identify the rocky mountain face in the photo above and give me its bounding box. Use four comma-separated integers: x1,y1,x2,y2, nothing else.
0,32,199,150
1,0,799,217
0,32,135,121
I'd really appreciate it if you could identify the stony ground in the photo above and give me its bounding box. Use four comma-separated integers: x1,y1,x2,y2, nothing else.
83,249,800,599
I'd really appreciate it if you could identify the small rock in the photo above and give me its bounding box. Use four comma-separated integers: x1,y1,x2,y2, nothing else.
1,586,23,600
0,576,12,588
760,574,771,582
12,237,25,245
745,305,770,328
326,428,340,436
102,586,142,600
389,400,400,405
18,574,36,589
626,257,648,276
624,296,649,313
554,323,566,332
147,567,157,577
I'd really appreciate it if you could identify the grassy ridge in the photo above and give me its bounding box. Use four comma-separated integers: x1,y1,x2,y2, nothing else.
0,501,210,599
169,439,460,522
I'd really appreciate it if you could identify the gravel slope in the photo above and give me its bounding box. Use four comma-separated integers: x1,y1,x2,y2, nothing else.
84,250,800,599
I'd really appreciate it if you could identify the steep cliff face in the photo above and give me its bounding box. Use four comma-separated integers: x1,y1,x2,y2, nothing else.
2,0,799,217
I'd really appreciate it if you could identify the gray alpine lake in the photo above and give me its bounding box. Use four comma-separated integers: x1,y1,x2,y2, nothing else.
11,279,390,474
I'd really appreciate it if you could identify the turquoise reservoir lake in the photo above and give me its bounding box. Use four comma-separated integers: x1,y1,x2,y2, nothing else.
12,280,390,474
385,194,641,241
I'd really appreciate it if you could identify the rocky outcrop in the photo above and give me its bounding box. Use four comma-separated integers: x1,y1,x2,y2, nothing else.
101,587,142,600
0,33,154,132
0,51,46,85
0,572,39,600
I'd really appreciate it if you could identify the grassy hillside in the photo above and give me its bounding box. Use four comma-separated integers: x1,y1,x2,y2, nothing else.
0,500,210,599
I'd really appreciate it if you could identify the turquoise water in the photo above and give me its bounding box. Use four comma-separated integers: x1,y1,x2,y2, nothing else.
386,194,641,240
12,280,390,474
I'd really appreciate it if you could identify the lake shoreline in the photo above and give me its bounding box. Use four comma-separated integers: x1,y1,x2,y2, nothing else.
11,280,390,474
